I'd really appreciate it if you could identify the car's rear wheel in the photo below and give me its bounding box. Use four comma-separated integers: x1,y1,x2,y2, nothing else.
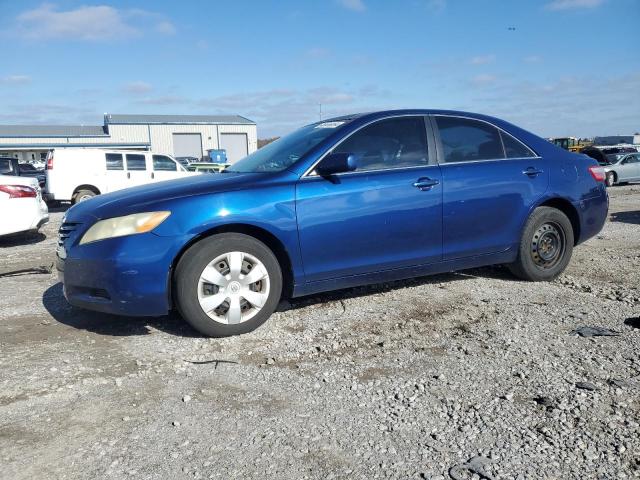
606,171,616,187
174,233,282,337
508,206,574,281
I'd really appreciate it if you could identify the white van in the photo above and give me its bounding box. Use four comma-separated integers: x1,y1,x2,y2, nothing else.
44,148,197,203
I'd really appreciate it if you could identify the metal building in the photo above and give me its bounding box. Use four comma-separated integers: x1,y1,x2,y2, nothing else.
0,114,257,164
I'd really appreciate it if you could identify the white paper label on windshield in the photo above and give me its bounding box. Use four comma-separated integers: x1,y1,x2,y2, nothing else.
315,121,345,129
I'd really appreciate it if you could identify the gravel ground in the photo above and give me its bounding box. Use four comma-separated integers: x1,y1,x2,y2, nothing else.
1,186,639,480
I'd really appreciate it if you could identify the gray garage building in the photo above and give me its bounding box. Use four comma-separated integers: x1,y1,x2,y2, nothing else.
0,113,257,164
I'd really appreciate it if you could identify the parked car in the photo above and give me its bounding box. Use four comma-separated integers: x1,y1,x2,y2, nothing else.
0,156,46,188
57,110,608,337
603,153,640,186
187,162,229,173
44,148,196,204
0,174,49,237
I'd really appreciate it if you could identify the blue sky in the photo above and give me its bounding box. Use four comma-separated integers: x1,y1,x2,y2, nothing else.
0,0,637,138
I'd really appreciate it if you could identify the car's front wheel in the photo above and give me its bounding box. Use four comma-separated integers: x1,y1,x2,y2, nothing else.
606,171,616,187
508,206,574,282
174,233,282,337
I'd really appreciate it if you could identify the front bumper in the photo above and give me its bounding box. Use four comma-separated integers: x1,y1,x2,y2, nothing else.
57,231,187,317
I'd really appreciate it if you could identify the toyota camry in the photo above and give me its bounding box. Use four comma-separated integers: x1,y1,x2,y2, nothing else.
56,110,608,337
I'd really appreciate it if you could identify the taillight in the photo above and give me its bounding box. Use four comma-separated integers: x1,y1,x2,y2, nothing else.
46,152,54,170
588,165,606,182
0,185,37,198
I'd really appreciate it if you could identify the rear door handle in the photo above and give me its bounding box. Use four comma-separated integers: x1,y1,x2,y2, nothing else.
523,167,543,177
151,172,155,179
413,177,439,190
127,172,131,179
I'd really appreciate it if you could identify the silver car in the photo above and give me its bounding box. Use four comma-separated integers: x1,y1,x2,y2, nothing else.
604,153,640,187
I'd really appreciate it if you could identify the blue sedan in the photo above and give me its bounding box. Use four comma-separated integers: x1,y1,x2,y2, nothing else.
57,110,609,337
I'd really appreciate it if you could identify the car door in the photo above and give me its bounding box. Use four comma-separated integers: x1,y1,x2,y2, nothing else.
619,154,640,181
296,115,442,283
104,153,129,193
125,153,150,188
152,154,186,182
431,115,549,260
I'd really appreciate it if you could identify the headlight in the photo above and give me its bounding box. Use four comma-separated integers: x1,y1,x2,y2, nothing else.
79,211,171,245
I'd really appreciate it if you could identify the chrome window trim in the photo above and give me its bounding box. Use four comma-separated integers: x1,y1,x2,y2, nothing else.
431,113,539,163
302,114,432,178
436,155,542,167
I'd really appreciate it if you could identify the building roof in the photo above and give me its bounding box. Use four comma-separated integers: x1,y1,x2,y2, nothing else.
0,125,106,137
105,114,255,125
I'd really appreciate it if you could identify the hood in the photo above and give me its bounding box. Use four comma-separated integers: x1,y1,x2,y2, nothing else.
66,172,282,222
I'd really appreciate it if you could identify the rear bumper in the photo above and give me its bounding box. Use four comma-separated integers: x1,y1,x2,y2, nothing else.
0,198,49,236
575,184,608,244
58,232,187,317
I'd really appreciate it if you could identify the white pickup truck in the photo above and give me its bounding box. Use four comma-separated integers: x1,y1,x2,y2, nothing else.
44,148,197,204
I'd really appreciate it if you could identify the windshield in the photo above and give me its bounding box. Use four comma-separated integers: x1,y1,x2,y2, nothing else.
227,120,348,173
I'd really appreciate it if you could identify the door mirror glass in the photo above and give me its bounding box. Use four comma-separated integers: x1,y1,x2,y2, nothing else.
315,153,358,176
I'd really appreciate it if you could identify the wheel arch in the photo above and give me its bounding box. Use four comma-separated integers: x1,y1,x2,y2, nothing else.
536,197,581,245
168,223,295,309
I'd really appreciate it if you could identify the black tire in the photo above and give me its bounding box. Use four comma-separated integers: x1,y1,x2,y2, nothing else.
174,233,282,337
605,171,616,187
73,189,96,204
508,207,574,282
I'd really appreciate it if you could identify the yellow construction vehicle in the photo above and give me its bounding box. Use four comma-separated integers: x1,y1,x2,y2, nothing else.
550,137,592,152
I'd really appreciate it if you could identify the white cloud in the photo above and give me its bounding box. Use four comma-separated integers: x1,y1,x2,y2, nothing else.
545,0,604,10
337,0,366,12
122,81,153,95
14,4,176,41
305,47,331,59
470,54,496,65
427,0,447,12
470,74,497,86
523,55,543,63
1,75,32,85
155,21,177,35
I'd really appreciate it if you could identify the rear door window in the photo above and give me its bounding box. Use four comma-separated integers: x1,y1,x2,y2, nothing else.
105,153,124,170
436,116,505,163
126,154,147,171
152,155,178,171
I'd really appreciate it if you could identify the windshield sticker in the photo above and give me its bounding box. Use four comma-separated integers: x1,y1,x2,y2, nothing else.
315,121,345,129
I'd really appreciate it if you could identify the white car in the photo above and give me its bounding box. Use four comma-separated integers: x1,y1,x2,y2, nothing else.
0,175,49,237
44,148,198,204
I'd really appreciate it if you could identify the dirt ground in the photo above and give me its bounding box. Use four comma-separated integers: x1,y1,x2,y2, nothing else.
1,186,638,480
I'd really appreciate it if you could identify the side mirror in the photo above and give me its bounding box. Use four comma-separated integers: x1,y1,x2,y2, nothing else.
315,153,357,176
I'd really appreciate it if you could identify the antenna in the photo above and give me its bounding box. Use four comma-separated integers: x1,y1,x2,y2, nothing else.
318,104,322,121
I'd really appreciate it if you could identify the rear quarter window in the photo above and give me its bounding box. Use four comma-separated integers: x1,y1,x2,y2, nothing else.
501,132,536,158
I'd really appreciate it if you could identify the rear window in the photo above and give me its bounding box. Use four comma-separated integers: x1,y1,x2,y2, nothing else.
106,153,124,170
126,154,147,171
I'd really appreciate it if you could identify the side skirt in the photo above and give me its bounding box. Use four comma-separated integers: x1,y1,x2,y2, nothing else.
292,248,517,298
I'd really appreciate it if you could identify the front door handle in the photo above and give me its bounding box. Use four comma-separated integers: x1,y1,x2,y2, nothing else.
151,172,155,179
522,167,543,177
127,172,131,179
413,177,439,190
